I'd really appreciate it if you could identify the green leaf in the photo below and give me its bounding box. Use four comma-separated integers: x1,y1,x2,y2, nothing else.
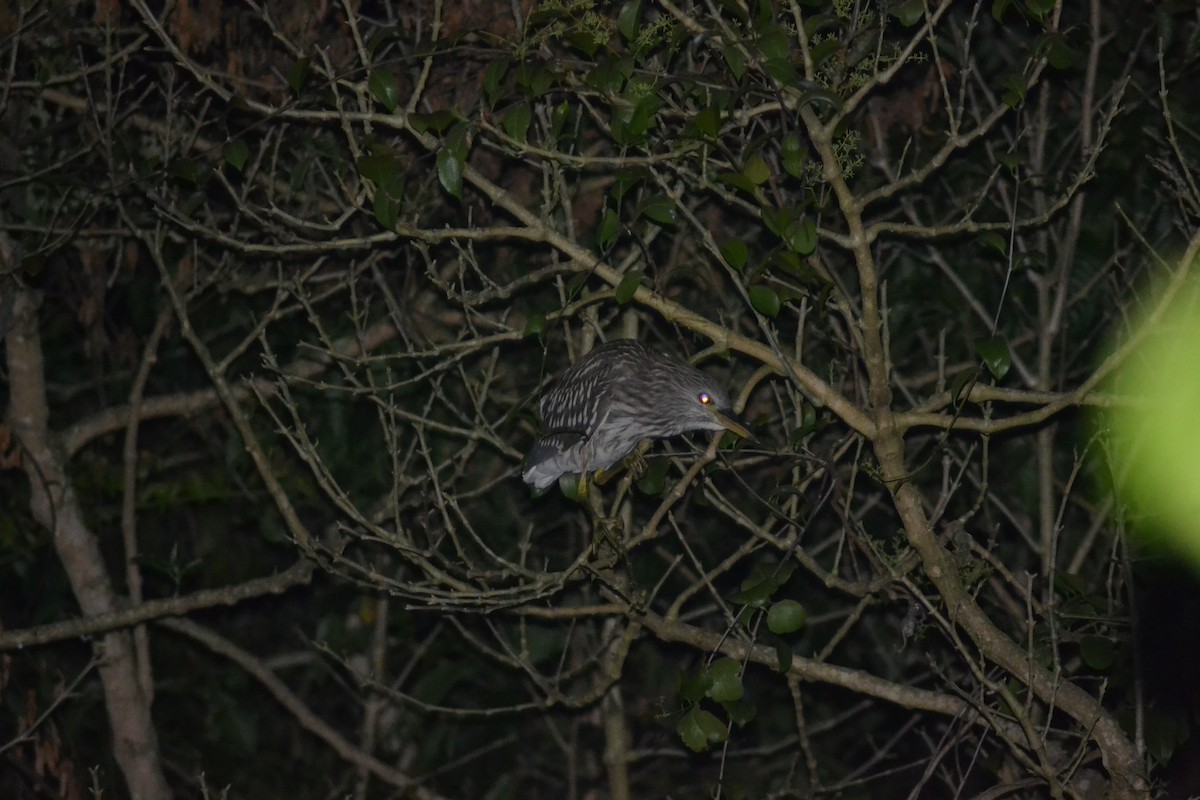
950,367,980,407
366,27,400,59
610,167,648,200
357,151,400,186
732,562,796,607
1054,572,1088,598
749,284,781,317
677,707,727,752
636,457,670,495
720,239,748,272
722,697,757,727
557,473,583,501
565,272,589,299
978,231,1007,256
895,0,924,26
586,59,628,93
797,86,842,112
596,209,621,251
622,93,662,142
732,578,774,608
566,30,604,58
515,63,555,96
704,658,744,702
444,123,470,161
373,192,397,230
717,171,758,196
722,45,746,79
678,666,708,703
171,158,204,186
763,57,799,85
765,632,793,672
1000,73,1026,109
287,57,310,94
996,151,1022,173
743,154,771,185
755,23,790,60
524,313,546,338
1026,0,1055,19
1135,705,1189,763
223,139,249,172
1035,32,1081,70
767,599,808,634
617,0,642,41
809,39,840,68
784,217,818,255
1049,42,1079,71
780,134,807,178
368,71,400,112
760,206,790,238
692,106,720,139
791,400,818,441
409,110,459,134
1079,635,1114,671
976,335,1011,381
614,270,645,304
550,101,571,139
436,150,463,198
637,194,677,226
503,103,533,143
482,59,509,107
991,0,1014,23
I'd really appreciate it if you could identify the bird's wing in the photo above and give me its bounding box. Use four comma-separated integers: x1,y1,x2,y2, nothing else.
539,348,622,440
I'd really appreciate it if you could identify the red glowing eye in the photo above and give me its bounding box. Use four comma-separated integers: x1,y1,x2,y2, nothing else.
698,392,711,405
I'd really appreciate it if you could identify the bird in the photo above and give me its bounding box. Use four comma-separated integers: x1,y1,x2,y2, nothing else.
522,339,752,491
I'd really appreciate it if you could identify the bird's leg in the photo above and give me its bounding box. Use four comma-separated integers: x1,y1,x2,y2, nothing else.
576,459,627,565
594,441,650,486
592,465,617,486
589,513,624,568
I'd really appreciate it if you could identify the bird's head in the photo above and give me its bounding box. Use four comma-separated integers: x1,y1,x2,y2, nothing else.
643,361,753,441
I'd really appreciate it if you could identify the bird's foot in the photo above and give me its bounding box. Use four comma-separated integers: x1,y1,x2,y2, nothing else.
593,448,648,487
589,515,625,568
623,449,649,481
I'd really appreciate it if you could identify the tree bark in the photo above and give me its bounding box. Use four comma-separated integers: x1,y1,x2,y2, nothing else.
5,288,172,800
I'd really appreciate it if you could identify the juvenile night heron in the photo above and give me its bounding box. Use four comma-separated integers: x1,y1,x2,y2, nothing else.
522,339,752,491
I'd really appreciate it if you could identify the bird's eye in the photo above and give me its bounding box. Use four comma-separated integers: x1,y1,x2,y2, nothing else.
698,392,712,405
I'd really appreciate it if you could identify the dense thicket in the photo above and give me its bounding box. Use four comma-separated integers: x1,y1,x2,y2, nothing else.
2,1,1199,798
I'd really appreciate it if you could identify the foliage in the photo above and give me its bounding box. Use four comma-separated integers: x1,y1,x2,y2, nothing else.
2,0,1200,798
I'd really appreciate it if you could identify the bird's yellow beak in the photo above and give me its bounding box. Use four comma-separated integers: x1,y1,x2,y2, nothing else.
710,407,754,441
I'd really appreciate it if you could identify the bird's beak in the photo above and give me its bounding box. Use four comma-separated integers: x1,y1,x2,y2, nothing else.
711,407,754,441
